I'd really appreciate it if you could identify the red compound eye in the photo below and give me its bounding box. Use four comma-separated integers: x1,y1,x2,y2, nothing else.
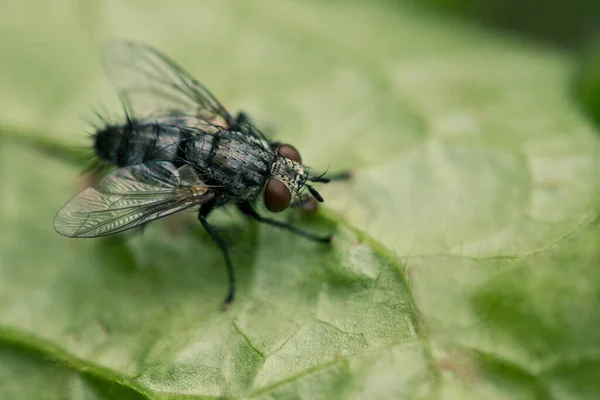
277,144,301,163
264,179,291,213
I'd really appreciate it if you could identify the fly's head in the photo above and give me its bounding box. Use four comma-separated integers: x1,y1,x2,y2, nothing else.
264,144,329,213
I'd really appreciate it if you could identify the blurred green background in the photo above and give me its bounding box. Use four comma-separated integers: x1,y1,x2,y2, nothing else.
421,0,600,126
423,0,600,49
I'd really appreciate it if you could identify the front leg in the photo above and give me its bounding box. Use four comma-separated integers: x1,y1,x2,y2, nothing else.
198,201,236,307
324,170,353,181
237,202,332,243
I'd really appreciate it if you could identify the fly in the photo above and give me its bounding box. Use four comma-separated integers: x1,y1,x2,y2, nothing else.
54,40,348,307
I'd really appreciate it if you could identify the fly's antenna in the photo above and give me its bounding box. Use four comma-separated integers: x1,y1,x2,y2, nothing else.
306,184,324,202
302,167,329,202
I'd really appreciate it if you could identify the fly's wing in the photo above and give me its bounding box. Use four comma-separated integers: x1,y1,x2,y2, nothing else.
103,40,235,127
54,162,214,238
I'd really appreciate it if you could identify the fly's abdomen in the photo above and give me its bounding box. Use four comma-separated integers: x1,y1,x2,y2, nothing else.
94,122,185,167
94,125,123,163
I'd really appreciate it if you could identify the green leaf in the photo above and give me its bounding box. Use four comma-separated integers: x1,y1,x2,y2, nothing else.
1,0,600,398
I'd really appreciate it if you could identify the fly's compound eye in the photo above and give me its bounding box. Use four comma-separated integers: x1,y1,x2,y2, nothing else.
264,179,291,213
277,144,302,163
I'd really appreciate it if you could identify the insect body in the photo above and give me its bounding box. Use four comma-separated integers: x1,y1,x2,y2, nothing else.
54,40,339,306
92,110,324,211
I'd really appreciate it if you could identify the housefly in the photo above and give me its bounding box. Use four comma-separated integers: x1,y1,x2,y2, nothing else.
54,40,346,306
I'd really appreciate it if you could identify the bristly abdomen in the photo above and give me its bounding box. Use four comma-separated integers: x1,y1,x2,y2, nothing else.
93,124,124,164
94,121,187,167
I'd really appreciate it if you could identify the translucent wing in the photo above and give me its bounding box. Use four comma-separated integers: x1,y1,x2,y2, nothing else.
54,162,214,238
103,40,235,127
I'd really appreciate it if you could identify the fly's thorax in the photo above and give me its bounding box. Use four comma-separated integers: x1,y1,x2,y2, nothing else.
185,130,275,201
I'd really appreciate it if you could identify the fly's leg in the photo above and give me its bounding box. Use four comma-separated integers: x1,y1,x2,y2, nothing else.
198,201,236,307
238,202,332,243
325,170,353,181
